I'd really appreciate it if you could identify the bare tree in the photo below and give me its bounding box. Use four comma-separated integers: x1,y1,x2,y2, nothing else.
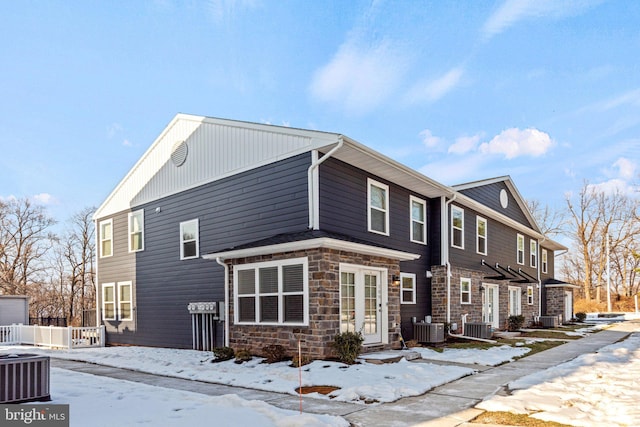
527,199,566,237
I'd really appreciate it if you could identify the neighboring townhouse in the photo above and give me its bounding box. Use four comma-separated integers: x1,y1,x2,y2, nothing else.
94,114,569,359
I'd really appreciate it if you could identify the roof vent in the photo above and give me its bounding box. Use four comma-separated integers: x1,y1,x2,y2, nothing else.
171,141,188,167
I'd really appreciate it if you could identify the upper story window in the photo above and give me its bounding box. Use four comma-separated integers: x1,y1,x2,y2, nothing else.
400,272,416,304
451,206,464,249
530,240,538,268
235,257,308,325
517,234,525,265
460,277,471,304
542,249,548,274
410,196,427,244
99,219,113,258
180,219,199,260
476,216,487,255
128,210,144,252
368,178,389,235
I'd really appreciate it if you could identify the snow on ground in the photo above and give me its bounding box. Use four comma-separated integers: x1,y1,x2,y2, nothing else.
477,332,640,427
410,345,530,366
46,367,348,427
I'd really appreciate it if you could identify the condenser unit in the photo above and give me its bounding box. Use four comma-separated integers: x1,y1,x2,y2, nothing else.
413,322,445,343
0,354,50,403
464,322,492,339
539,315,560,328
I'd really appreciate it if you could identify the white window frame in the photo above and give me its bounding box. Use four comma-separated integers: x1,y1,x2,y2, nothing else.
527,286,534,305
368,178,389,236
476,216,487,255
530,240,538,268
118,281,133,321
180,219,199,260
409,196,427,244
517,234,525,265
102,283,116,320
451,205,464,249
460,277,471,304
509,286,522,316
99,219,113,258
400,272,416,304
542,249,548,274
234,257,308,326
128,210,144,253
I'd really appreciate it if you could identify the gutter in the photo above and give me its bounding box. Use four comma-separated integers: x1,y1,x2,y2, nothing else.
307,136,344,229
442,193,457,324
216,257,230,347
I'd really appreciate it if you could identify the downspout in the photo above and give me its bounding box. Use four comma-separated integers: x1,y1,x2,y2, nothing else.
216,257,230,347
93,219,100,328
537,237,544,318
307,136,344,230
442,193,457,324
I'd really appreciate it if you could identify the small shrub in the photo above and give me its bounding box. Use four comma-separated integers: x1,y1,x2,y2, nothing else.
331,331,364,365
405,339,419,348
234,349,252,364
291,354,311,368
507,315,525,332
575,312,587,322
262,344,288,364
212,347,234,362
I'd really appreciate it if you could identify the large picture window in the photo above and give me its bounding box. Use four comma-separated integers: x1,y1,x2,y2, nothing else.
410,196,426,244
99,219,113,258
235,257,308,325
451,206,464,249
368,178,389,235
128,210,144,252
180,219,199,260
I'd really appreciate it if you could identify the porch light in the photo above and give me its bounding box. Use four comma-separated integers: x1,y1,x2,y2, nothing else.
392,275,400,286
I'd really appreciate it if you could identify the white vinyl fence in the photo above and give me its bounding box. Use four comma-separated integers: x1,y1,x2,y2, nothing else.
0,324,105,349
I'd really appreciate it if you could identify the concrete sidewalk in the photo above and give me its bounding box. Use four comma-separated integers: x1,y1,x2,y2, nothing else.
50,321,639,427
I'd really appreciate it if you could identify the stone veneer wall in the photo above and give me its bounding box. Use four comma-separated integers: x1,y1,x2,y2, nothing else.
545,287,572,322
431,265,538,331
226,248,401,360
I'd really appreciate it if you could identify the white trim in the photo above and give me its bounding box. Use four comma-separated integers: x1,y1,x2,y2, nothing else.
400,272,416,304
460,277,471,305
180,219,200,260
508,286,522,316
545,283,581,289
128,209,144,253
527,285,534,305
409,196,427,244
101,283,116,320
530,239,538,268
203,237,421,262
476,216,487,255
451,205,464,249
118,281,133,321
99,219,113,258
367,178,390,236
542,249,548,274
234,257,308,326
516,234,525,265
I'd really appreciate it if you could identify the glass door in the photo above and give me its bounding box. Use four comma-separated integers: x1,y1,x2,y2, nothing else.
482,284,500,329
339,267,383,345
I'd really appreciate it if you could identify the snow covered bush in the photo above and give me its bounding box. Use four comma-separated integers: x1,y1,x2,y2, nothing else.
331,331,364,364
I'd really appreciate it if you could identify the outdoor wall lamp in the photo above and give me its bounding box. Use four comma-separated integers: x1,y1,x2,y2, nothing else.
392,275,400,286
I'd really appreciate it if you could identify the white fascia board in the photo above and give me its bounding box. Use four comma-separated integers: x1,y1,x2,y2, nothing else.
202,237,421,262
545,283,581,289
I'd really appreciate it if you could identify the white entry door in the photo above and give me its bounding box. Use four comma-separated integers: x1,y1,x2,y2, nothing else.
482,284,500,329
340,266,385,345
564,291,573,323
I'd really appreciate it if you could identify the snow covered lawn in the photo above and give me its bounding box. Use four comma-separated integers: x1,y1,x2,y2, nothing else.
477,332,640,427
47,367,348,427
411,345,530,366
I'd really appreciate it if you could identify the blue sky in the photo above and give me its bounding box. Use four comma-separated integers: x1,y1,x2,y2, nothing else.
1,0,639,224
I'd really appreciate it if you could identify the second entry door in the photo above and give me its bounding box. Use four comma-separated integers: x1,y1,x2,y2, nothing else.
340,266,384,345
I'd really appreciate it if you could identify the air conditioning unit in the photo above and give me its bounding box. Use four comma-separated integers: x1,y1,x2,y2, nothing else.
0,354,50,403
539,315,559,328
413,322,445,343
464,322,492,339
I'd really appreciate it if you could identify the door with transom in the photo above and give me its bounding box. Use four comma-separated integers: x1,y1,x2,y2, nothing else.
340,265,384,345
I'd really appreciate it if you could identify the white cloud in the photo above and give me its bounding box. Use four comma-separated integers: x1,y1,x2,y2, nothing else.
32,193,57,205
419,129,442,149
419,155,488,185
122,139,133,147
309,39,406,115
587,179,637,197
479,128,553,159
449,134,481,155
481,0,602,40
406,67,464,104
613,157,636,180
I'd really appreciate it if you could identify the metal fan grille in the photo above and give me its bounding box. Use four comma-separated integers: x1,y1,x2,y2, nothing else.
171,141,188,167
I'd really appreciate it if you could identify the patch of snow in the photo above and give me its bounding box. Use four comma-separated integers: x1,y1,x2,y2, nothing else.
411,345,530,366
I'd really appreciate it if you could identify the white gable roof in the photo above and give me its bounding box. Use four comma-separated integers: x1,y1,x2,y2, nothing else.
94,114,341,219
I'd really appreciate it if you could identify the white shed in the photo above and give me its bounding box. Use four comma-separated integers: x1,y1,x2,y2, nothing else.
0,296,29,325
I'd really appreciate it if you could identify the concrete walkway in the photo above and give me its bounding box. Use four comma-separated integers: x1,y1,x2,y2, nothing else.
50,321,639,427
